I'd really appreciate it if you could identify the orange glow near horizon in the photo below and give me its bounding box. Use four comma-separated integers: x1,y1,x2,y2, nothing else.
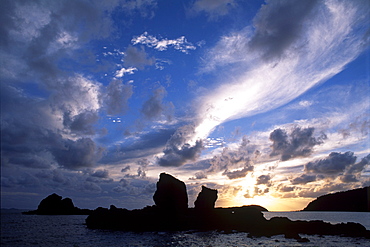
216,193,312,212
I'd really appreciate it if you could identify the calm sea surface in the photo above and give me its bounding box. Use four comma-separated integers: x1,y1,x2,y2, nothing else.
1,209,369,247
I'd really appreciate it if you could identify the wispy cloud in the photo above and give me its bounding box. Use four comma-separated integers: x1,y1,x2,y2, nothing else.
192,0,369,140
132,32,197,53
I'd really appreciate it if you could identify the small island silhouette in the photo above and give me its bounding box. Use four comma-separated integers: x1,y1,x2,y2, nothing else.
24,173,370,242
22,193,92,215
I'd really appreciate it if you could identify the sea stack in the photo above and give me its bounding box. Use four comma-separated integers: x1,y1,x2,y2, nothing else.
153,173,188,213
194,185,218,211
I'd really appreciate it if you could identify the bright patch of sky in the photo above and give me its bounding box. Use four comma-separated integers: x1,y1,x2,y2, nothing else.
1,0,369,211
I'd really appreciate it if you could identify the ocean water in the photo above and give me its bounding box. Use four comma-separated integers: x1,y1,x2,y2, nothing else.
1,209,369,247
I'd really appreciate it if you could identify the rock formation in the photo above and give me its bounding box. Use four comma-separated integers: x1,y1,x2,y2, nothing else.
37,193,75,214
194,185,217,211
22,193,92,215
303,186,369,212
153,173,188,213
85,173,370,240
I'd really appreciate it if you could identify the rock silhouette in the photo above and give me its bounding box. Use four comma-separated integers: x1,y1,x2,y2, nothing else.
153,173,188,213
303,186,369,212
22,193,92,215
85,173,370,240
194,185,217,211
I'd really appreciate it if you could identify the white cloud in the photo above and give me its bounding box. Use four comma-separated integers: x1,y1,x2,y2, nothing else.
52,74,102,117
299,100,313,108
115,67,137,78
132,32,196,53
192,0,369,141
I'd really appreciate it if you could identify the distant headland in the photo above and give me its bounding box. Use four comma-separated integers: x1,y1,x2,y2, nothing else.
23,173,370,241
302,186,369,212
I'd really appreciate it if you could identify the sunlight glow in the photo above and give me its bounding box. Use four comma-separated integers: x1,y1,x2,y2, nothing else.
193,1,365,142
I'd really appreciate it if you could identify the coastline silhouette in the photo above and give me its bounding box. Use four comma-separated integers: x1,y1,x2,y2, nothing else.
23,173,370,242
85,173,369,241
303,186,369,212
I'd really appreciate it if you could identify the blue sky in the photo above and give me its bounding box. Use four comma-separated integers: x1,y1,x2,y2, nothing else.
1,0,369,211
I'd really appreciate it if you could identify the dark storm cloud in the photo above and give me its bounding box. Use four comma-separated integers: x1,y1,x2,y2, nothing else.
346,154,370,174
124,45,155,69
256,174,271,185
189,171,208,180
254,186,269,196
101,128,176,164
52,138,104,169
121,166,131,172
141,86,174,121
157,140,204,167
157,125,204,167
91,169,109,178
0,0,162,210
134,159,151,178
2,166,96,192
0,0,120,83
1,80,105,170
188,0,237,21
340,174,358,183
278,185,294,192
0,0,118,172
339,115,370,138
249,0,318,61
339,154,370,183
197,136,258,179
297,183,351,199
304,151,356,175
209,136,256,173
269,127,327,161
1,171,41,188
82,181,102,193
222,165,254,179
35,169,67,184
63,110,99,135
290,174,317,185
6,154,53,169
289,152,369,185
104,80,133,115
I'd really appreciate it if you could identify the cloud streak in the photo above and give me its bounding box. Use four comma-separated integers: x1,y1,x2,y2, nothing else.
193,0,369,140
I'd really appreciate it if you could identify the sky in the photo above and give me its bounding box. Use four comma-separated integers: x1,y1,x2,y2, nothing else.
1,0,369,212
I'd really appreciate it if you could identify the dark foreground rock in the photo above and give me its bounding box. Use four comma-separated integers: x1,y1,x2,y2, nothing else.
153,173,188,213
85,173,370,240
194,186,217,212
22,193,92,215
303,186,369,212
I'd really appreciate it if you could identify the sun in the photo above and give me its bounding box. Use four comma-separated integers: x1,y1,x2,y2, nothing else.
212,174,311,211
